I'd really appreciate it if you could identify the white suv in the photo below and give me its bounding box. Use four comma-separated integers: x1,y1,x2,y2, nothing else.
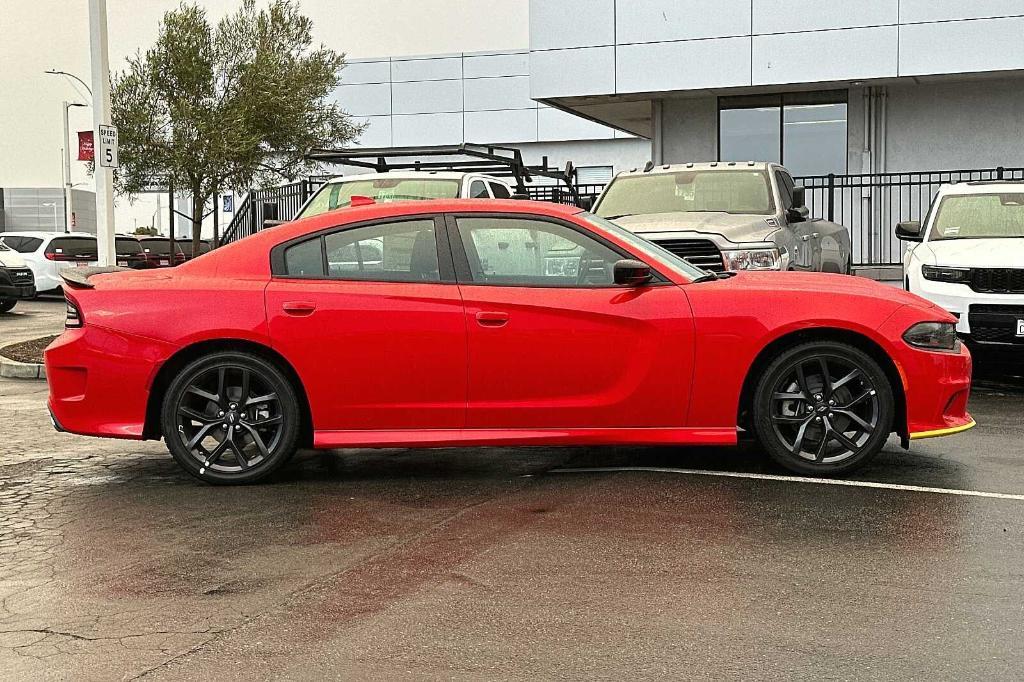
897,182,1024,347
0,232,99,294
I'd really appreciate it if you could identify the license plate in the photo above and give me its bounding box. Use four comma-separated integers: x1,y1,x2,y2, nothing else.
160,259,169,266
75,261,89,267
118,260,128,267
1017,320,1024,337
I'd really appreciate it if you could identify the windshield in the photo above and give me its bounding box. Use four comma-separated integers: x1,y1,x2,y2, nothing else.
298,177,462,219
929,193,1024,241
595,170,775,218
580,213,709,280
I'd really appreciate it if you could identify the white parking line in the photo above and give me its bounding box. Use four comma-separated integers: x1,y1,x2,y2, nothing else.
549,467,1024,501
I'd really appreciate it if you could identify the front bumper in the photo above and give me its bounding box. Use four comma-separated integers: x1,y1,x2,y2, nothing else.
0,283,35,299
912,277,1024,339
878,306,975,440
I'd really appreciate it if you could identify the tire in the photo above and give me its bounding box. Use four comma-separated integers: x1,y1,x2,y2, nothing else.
752,341,894,476
161,351,301,484
0,298,16,313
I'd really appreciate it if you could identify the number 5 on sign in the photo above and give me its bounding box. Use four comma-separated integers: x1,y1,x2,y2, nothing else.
97,124,119,169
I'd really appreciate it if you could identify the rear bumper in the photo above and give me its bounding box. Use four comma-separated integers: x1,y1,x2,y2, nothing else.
44,326,172,440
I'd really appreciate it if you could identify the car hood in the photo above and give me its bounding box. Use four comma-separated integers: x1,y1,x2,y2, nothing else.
0,250,27,268
914,237,1024,268
610,212,778,243
712,270,940,309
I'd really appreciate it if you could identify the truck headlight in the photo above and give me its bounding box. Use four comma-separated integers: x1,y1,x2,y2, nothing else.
903,322,961,352
721,248,782,271
921,265,970,284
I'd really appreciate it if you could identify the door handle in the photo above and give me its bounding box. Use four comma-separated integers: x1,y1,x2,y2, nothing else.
475,311,509,327
282,301,316,316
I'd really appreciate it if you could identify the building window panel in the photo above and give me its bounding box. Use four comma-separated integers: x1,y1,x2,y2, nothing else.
718,92,848,176
719,107,782,165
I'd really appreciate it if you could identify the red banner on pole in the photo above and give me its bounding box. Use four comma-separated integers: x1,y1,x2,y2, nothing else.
78,131,94,161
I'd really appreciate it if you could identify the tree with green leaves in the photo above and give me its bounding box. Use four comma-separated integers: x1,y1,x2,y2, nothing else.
111,0,361,251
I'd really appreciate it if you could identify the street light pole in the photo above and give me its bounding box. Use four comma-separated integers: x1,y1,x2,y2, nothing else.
88,0,116,266
62,102,87,233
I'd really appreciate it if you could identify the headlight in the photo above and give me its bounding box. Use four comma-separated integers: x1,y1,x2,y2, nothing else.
921,265,970,284
721,248,782,271
903,322,961,352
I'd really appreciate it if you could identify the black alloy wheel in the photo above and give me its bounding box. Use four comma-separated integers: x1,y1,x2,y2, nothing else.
0,298,16,313
752,341,894,475
161,352,300,484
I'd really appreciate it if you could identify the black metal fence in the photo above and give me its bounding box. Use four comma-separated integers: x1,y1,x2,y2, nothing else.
220,167,1024,267
796,166,1024,266
220,178,330,244
523,183,607,206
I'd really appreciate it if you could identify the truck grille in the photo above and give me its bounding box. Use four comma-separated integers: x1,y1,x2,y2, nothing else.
970,268,1024,294
968,304,1024,345
649,238,724,272
10,268,33,286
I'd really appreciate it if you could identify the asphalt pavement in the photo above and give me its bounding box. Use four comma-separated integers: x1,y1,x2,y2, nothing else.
1,298,1023,679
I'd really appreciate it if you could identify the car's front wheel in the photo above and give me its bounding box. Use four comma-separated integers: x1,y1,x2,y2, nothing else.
752,341,894,475
161,351,301,484
0,298,17,314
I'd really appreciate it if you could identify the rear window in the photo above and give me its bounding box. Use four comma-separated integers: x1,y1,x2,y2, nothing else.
139,239,184,256
116,238,143,256
47,237,97,258
0,236,44,253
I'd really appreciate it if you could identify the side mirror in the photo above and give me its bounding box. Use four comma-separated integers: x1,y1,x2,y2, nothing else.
791,185,806,209
613,259,652,286
786,186,809,222
895,220,923,242
577,196,595,211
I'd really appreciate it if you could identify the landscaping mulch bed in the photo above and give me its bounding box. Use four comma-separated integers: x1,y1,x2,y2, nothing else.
0,335,58,364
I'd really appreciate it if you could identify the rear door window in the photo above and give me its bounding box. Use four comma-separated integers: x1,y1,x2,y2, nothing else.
489,183,512,199
469,180,490,198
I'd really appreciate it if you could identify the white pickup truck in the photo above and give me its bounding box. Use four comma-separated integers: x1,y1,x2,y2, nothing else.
0,242,36,313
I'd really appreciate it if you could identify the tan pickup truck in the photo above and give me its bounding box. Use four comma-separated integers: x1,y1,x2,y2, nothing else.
591,162,852,274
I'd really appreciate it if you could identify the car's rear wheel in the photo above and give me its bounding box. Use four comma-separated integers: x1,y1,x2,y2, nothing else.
752,341,894,475
161,352,300,484
0,298,16,313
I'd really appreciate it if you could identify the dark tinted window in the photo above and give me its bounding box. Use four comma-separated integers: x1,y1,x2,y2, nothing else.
47,237,97,258
139,239,184,256
1,236,44,253
323,219,439,282
116,238,143,256
775,170,795,210
284,239,325,277
469,180,489,198
489,183,512,199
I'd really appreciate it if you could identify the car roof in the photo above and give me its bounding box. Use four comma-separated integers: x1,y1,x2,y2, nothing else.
937,180,1024,195
0,231,96,240
614,161,775,178
321,171,509,185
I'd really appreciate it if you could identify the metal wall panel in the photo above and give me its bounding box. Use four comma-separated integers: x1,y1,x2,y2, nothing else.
617,37,752,93
900,0,1024,23
464,75,534,111
529,0,615,50
530,46,616,99
617,0,751,44
899,16,1024,76
753,0,898,34
391,79,464,115
753,26,899,85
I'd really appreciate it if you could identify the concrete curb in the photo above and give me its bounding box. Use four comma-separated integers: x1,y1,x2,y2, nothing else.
0,342,47,380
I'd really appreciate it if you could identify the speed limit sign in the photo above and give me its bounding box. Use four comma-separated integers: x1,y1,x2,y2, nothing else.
98,124,119,169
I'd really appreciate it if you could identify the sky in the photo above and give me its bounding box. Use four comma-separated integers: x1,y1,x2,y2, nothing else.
0,0,529,235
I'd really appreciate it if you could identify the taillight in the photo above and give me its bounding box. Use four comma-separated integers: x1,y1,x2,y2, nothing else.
65,299,83,328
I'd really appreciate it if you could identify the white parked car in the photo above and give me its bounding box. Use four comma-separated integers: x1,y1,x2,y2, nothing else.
294,171,515,220
0,232,99,294
0,241,36,313
897,181,1024,347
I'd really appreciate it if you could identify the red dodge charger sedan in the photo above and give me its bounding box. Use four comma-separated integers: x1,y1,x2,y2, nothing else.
45,200,973,484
